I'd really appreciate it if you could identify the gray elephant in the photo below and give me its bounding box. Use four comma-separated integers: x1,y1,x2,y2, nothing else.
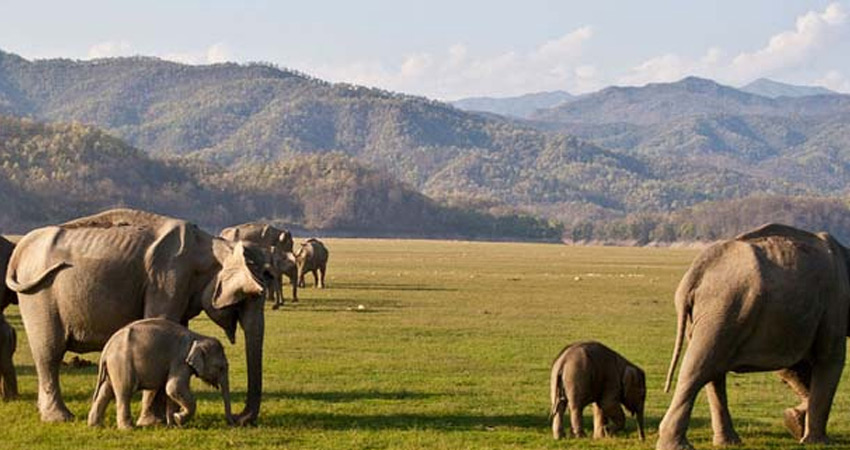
5,209,268,425
550,341,646,441
88,318,232,429
221,222,297,308
658,224,850,450
0,235,18,400
295,238,329,289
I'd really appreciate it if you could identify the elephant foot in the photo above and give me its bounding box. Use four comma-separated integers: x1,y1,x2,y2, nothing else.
783,408,805,441
800,433,828,445
136,411,165,427
656,435,695,450
172,412,188,427
712,432,742,447
271,303,280,310
40,405,74,423
232,409,258,426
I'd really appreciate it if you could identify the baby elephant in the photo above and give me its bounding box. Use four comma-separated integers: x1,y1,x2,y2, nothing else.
295,238,329,288
88,318,232,429
550,341,646,440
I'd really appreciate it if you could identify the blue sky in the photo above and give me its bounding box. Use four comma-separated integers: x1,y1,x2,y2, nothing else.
1,0,848,99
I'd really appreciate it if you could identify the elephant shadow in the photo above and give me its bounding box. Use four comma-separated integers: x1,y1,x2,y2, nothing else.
263,411,543,431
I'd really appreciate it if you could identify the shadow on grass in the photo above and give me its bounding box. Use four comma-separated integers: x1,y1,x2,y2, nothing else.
331,282,458,293
258,389,442,403
263,411,544,431
273,297,405,313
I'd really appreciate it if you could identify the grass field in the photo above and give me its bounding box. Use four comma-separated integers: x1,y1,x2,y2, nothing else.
2,238,849,449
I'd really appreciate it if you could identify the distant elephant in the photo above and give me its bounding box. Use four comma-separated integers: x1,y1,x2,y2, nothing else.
550,341,646,441
295,238,329,289
0,236,19,400
658,224,850,450
221,222,297,308
88,318,232,429
6,209,268,424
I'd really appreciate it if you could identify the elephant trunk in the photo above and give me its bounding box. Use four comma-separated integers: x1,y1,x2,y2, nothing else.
636,408,645,441
236,297,264,425
220,371,234,425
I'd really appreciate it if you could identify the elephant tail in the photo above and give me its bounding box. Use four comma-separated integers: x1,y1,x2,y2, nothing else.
549,356,567,419
664,281,693,393
92,354,109,403
6,261,70,294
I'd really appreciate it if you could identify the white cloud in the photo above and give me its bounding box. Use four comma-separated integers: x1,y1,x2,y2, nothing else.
162,42,235,65
205,43,233,64
304,26,597,100
620,3,848,87
816,70,850,92
729,2,846,80
86,41,234,65
87,40,133,59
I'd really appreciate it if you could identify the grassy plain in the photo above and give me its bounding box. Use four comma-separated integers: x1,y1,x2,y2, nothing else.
1,239,848,449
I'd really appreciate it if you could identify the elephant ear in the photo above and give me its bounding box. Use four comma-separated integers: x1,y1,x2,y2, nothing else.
212,242,265,309
621,365,646,415
144,220,191,301
279,230,294,253
186,340,205,376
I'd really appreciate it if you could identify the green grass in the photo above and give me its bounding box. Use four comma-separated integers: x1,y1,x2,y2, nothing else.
1,239,847,449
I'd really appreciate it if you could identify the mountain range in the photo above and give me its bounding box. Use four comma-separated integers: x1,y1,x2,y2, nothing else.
451,90,573,119
2,48,850,240
740,78,835,99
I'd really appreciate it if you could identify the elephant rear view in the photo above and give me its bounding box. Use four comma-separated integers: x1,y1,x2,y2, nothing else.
658,224,850,450
6,209,269,425
550,341,646,441
295,238,329,289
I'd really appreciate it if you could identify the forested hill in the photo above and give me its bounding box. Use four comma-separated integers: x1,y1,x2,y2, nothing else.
0,116,560,239
533,76,850,125
6,50,850,240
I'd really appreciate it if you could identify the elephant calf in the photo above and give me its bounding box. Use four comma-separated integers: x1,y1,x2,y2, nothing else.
88,319,233,429
295,238,329,288
550,341,646,441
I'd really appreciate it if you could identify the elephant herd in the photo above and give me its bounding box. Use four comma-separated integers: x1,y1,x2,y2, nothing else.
551,223,850,450
0,209,848,449
0,208,329,428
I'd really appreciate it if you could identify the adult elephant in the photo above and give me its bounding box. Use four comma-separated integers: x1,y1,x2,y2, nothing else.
221,222,297,308
6,209,269,424
0,236,19,400
657,224,850,450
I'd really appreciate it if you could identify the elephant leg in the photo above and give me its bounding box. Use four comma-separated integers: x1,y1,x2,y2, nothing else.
312,269,319,288
113,382,135,430
20,301,73,422
137,388,167,426
657,333,723,450
319,265,327,289
592,403,607,438
87,377,115,426
568,402,585,438
0,323,18,400
271,279,283,310
291,276,299,303
706,374,741,446
801,351,845,444
600,400,625,436
777,363,811,440
552,398,566,439
166,377,196,426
